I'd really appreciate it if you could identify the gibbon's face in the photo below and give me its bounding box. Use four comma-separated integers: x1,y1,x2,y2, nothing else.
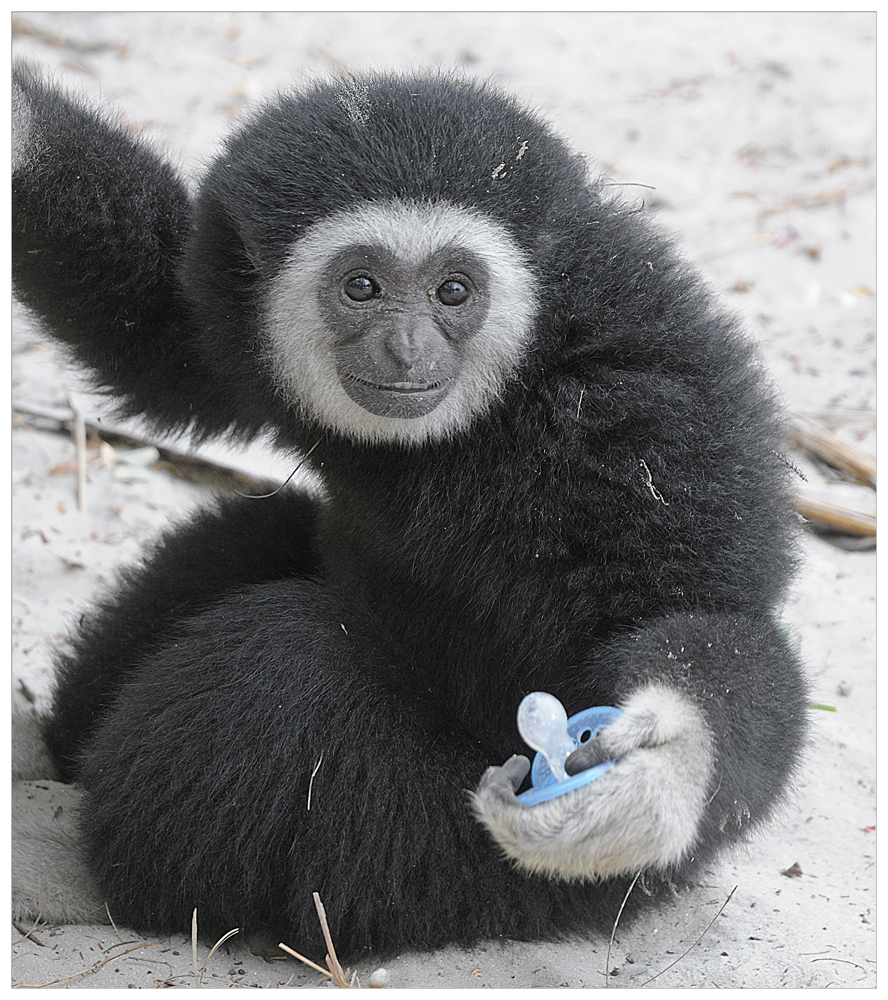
264,200,537,447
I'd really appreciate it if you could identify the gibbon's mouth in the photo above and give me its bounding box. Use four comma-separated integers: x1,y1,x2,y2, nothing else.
339,370,452,418
341,372,451,394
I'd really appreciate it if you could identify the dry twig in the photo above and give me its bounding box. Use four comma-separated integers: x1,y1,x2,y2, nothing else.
789,415,876,490
69,397,88,512
12,919,44,946
199,928,240,987
278,892,358,988
788,413,876,539
756,177,874,218
638,886,738,987
13,940,163,989
605,869,642,986
795,494,875,538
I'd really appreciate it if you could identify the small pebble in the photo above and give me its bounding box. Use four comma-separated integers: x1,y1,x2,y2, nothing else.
368,967,390,987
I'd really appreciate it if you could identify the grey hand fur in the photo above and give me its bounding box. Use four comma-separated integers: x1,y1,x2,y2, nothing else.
472,685,714,880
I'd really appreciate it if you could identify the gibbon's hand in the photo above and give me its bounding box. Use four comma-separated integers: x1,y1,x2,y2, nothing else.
471,685,714,880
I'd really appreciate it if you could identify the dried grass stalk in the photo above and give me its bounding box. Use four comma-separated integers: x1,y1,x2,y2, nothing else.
796,493,876,537
790,415,876,490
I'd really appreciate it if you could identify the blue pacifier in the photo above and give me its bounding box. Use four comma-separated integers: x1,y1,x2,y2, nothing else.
515,692,622,805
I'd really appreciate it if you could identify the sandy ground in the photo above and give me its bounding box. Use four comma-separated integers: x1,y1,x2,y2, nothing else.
10,10,876,990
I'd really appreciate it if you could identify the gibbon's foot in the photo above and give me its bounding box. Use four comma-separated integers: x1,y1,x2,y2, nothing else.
12,780,110,926
472,685,714,880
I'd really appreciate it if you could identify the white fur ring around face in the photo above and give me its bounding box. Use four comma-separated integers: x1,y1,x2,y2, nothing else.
516,692,622,805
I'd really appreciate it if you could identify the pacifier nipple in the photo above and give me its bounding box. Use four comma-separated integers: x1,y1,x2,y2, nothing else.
517,691,576,782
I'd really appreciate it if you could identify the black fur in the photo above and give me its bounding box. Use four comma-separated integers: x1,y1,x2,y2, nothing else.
13,66,807,956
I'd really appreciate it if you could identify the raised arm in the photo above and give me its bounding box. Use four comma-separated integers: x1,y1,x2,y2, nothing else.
12,65,233,437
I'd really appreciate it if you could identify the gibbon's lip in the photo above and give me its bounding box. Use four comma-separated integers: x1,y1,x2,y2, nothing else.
338,369,453,419
341,372,451,395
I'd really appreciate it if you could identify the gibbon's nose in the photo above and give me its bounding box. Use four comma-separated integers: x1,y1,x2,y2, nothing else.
386,326,424,369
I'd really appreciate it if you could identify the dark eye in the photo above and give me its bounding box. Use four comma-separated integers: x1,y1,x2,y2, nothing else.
437,280,469,306
344,276,379,302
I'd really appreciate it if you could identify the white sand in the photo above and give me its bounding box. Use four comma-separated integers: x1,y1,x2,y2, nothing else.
11,11,875,989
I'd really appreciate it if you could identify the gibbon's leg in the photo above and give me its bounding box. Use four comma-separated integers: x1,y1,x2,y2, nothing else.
45,489,322,780
22,576,638,953
63,576,563,957
18,602,806,950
